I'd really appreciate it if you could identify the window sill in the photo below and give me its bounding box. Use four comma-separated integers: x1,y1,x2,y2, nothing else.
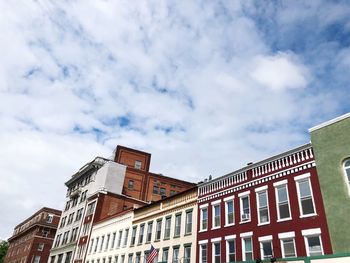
198,229,208,233
154,240,160,243
163,237,170,241
184,233,192,236
258,222,270,226
277,217,292,223
239,220,251,224
299,213,317,218
224,223,235,228
173,235,180,239
211,227,221,230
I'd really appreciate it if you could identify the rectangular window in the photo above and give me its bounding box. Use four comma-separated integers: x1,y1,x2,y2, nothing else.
100,235,105,252
70,227,78,242
184,245,191,263
123,229,129,247
76,208,83,221
174,214,181,237
305,235,323,256
135,253,141,263
33,256,41,263
128,254,133,263
64,252,72,263
260,240,273,259
200,244,207,263
114,256,118,263
281,238,296,258
213,242,220,263
257,190,269,224
275,184,291,220
37,244,44,251
243,237,253,261
240,195,251,222
153,186,159,194
138,225,144,244
128,180,134,190
162,248,169,263
117,231,123,248
212,204,221,228
87,202,96,215
172,247,179,263
226,240,235,262
185,210,192,234
134,160,142,169
94,237,99,253
89,239,94,254
200,207,208,231
225,199,234,226
47,214,54,223
60,217,66,228
111,232,116,249
160,188,166,196
164,217,171,239
296,177,316,216
155,220,162,240
146,222,153,243
57,254,63,263
131,227,137,246
120,255,125,263
105,234,110,251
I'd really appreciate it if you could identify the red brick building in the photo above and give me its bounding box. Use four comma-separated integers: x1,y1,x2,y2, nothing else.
5,207,61,263
196,144,332,263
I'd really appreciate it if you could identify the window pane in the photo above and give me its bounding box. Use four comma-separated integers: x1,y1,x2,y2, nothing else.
283,239,296,258
279,203,290,219
258,192,267,207
262,242,272,258
260,208,269,223
299,180,311,197
308,236,322,256
301,198,315,214
201,244,207,263
278,186,288,202
344,160,350,167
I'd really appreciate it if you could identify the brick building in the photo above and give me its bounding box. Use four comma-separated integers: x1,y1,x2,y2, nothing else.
4,207,61,263
49,145,195,263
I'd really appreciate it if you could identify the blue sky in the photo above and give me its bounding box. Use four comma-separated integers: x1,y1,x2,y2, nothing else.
1,0,350,239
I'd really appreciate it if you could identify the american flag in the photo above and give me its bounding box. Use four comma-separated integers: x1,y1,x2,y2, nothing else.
147,245,158,263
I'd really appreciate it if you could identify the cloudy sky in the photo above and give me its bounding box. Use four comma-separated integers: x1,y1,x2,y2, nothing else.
1,0,350,239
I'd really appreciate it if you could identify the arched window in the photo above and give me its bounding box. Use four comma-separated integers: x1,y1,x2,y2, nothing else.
343,159,350,195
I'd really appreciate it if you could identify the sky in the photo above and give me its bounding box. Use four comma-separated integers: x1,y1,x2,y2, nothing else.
1,0,350,240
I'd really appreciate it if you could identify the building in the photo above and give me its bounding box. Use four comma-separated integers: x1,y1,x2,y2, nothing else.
4,207,61,263
85,187,198,263
197,144,332,262
49,146,195,263
309,113,350,254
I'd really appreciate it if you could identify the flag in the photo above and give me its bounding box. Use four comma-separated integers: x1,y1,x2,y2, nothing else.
147,245,158,263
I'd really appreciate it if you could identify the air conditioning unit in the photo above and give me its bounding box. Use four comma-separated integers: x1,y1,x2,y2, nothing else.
242,213,250,221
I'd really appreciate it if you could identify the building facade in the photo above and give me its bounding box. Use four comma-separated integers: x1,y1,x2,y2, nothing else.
197,144,332,263
5,207,61,263
49,146,195,263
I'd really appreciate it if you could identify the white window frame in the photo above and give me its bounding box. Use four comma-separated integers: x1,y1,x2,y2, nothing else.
255,186,270,226
240,232,253,261
278,232,296,258
199,204,208,232
258,235,273,259
239,191,251,223
295,173,317,218
274,180,292,222
211,200,221,229
224,196,235,227
225,235,236,263
199,241,208,263
343,159,350,195
302,228,324,256
211,238,221,263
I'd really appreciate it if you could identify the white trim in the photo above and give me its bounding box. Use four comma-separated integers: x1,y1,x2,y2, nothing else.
212,241,221,263
278,231,295,239
273,179,288,187
241,235,253,261
240,231,253,237
259,239,273,259
302,228,321,236
240,195,251,223
211,199,221,205
199,203,209,209
294,172,311,181
224,198,235,227
295,176,317,217
212,202,221,229
256,189,270,225
280,238,297,258
225,235,236,240
343,159,350,196
304,234,324,256
198,239,208,245
258,235,272,242
223,195,235,202
211,237,222,242
255,185,268,192
238,190,250,197
274,183,292,221
200,206,208,232
308,112,350,132
225,238,236,263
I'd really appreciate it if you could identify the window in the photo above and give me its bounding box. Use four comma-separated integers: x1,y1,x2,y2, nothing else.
42,229,49,237
138,225,144,244
105,234,110,251
257,188,269,224
67,213,74,225
114,256,118,263
128,254,133,263
200,206,208,231
295,174,316,216
80,190,87,202
111,232,116,249
226,239,235,262
123,229,129,247
37,243,44,251
275,182,291,220
242,236,253,261
55,235,61,247
65,202,70,211
260,239,273,259
70,227,78,242
57,254,63,263
225,198,234,226
120,255,125,263
64,252,72,263
87,202,96,215
134,160,142,169
50,256,56,263
94,237,99,253
172,247,179,263
343,159,350,194
174,214,181,237
47,214,54,223
164,217,171,239
72,196,79,207
100,235,105,252
108,257,112,263
60,217,66,228
240,192,251,222
62,231,69,245
128,180,134,190
281,238,296,258
213,242,220,263
184,245,191,263
200,244,207,263
170,190,177,196
302,229,323,256
212,203,221,228
160,188,166,196
33,256,41,263
131,227,137,246
185,210,192,234
146,222,153,242
155,220,162,240
76,208,83,221
162,248,169,263
117,231,123,248
153,186,159,195
89,239,94,254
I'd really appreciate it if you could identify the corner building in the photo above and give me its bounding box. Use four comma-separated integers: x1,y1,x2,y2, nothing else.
197,144,332,262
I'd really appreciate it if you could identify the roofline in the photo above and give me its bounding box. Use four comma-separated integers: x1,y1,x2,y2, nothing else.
199,143,312,187
148,172,197,186
14,207,61,230
9,221,58,242
308,112,350,132
115,145,151,157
